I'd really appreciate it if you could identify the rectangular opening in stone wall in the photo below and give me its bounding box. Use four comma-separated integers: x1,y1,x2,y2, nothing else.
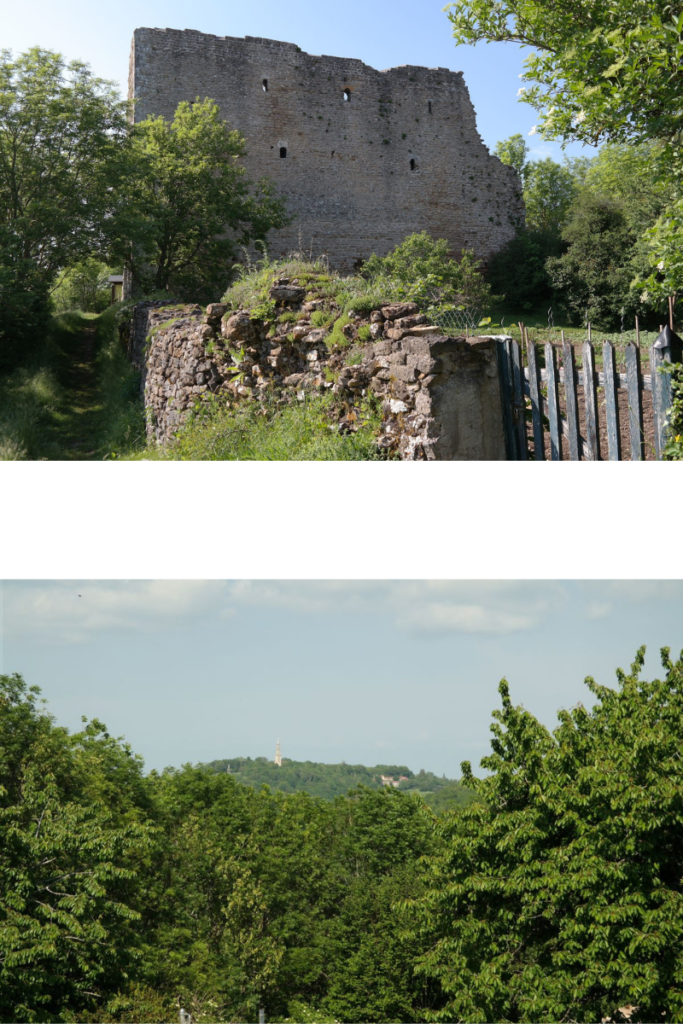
280,146,287,158
262,78,268,92
343,88,351,101
428,101,432,113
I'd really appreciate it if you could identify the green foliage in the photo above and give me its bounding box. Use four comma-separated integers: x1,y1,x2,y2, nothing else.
310,309,334,327
522,158,579,233
663,362,683,460
0,48,128,370
546,192,644,327
0,674,155,1023
487,229,566,308
52,260,116,314
409,647,683,1023
445,0,683,151
94,306,146,459
128,393,386,461
362,231,493,312
583,143,673,235
111,99,290,302
206,757,474,807
638,198,683,311
357,324,372,342
494,133,527,176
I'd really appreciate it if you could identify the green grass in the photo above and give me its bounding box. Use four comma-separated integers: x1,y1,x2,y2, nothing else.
0,307,145,460
125,393,387,461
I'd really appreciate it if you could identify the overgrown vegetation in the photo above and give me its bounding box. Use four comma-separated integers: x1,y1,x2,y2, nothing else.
4,647,683,1022
0,308,144,460
127,392,386,462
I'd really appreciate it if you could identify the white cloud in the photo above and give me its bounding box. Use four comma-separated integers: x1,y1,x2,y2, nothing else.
1,579,574,644
223,579,565,634
2,580,226,644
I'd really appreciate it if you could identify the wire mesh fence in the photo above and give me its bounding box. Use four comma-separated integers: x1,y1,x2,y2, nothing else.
428,307,484,332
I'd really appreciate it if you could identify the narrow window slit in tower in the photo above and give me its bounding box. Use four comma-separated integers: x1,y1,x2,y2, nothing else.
280,146,287,158
428,101,432,113
262,79,268,92
343,89,351,101
410,158,416,170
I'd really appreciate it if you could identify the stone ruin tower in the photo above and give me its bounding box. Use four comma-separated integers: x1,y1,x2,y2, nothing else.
128,28,524,271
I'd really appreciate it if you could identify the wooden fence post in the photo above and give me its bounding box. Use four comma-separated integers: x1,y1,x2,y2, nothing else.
496,339,516,460
545,342,562,461
582,341,600,460
511,339,528,460
603,341,621,461
527,334,545,460
625,342,644,461
562,335,581,460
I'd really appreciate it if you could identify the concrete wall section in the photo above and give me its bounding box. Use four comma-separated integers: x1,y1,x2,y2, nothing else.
129,28,524,271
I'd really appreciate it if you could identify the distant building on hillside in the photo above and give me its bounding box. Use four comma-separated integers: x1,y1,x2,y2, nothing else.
380,774,409,788
274,739,282,767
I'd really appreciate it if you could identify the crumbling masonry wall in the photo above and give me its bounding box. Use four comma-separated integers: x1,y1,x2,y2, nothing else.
126,297,506,460
128,28,524,271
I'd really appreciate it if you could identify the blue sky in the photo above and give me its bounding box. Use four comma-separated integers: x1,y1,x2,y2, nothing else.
4,0,596,164
2,580,681,778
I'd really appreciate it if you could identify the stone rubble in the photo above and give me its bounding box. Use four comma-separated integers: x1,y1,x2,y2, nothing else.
128,279,505,459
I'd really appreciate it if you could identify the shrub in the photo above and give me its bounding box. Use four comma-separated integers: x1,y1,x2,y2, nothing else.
487,229,566,309
362,232,493,312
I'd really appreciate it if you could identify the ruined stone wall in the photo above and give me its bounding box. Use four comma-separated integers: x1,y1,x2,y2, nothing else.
128,28,523,272
132,296,505,460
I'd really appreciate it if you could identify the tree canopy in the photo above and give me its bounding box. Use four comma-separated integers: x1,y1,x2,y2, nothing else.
445,0,683,149
408,646,683,1023
112,99,290,301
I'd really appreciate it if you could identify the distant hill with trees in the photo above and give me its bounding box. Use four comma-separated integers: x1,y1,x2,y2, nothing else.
204,756,477,810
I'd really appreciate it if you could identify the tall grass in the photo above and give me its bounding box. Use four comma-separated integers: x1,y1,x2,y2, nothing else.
127,393,386,461
94,306,146,459
0,313,85,460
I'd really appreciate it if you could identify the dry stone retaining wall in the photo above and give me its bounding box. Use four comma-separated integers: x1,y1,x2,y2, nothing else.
128,28,524,272
130,290,505,460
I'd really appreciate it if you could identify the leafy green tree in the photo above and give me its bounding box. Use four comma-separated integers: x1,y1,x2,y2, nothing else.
494,133,528,176
490,136,578,307
0,48,128,369
0,675,154,1023
445,0,683,149
522,158,579,233
52,259,114,314
113,99,290,301
408,646,683,1024
546,192,645,326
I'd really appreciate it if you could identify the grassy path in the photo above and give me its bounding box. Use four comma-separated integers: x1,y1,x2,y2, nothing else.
47,314,104,459
0,308,145,461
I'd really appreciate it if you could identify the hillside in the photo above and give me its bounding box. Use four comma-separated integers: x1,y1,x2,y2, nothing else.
204,756,477,810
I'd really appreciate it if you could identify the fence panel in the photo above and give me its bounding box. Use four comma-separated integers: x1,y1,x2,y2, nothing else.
498,327,679,461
